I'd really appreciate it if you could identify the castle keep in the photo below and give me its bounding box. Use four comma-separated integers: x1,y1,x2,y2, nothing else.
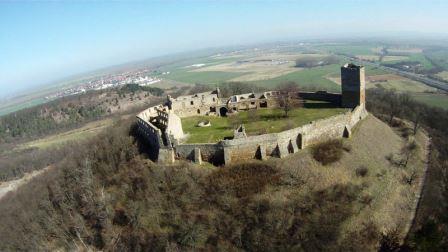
341,63,366,108
136,63,368,165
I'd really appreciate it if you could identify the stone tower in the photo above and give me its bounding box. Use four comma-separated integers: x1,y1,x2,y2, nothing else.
341,63,365,108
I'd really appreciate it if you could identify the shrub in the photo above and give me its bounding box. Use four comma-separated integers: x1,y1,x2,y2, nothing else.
356,166,369,177
359,193,373,206
206,162,279,198
379,228,401,252
390,118,405,128
312,140,343,165
342,143,352,152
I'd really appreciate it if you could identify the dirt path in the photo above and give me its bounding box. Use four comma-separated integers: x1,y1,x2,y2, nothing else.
0,166,51,200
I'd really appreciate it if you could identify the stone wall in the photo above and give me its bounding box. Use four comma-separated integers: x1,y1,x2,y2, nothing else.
298,91,341,105
172,105,368,165
136,116,163,160
168,90,220,118
175,143,224,165
136,77,368,165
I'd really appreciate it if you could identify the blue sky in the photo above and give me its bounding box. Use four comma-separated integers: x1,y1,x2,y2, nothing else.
1,0,448,97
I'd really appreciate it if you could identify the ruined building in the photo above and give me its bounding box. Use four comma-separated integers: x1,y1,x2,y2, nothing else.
136,63,368,165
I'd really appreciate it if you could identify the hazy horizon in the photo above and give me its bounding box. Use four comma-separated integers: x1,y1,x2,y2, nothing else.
1,0,448,98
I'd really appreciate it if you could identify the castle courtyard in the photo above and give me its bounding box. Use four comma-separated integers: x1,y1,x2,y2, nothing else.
181,102,347,143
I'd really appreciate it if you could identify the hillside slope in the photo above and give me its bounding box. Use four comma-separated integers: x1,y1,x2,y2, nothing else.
275,115,429,247
0,115,428,251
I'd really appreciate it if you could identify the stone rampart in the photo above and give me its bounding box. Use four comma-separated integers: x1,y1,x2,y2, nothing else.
136,116,163,159
136,85,367,165
175,143,224,165
167,104,367,165
218,105,367,164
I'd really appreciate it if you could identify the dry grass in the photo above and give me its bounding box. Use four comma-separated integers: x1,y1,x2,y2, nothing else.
312,140,344,165
383,55,410,62
17,118,113,150
355,55,409,62
0,114,429,251
269,115,429,243
356,55,381,61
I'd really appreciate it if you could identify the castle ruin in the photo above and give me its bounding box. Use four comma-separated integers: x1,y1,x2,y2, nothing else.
136,63,368,165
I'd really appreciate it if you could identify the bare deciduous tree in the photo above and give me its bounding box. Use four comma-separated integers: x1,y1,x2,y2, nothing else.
401,140,418,167
277,81,301,118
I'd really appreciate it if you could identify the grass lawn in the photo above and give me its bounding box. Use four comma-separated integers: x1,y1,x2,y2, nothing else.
181,104,347,143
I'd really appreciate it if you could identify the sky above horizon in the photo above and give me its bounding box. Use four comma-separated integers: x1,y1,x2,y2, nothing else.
1,0,448,97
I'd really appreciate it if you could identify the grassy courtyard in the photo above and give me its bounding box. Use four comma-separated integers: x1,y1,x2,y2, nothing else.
181,104,347,143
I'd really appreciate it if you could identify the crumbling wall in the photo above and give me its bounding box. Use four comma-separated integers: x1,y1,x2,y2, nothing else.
136,117,163,160
169,91,220,118
170,105,367,165
136,88,368,165
175,143,224,165
220,105,367,164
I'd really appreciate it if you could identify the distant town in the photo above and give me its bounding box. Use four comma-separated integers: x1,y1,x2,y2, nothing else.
44,68,170,100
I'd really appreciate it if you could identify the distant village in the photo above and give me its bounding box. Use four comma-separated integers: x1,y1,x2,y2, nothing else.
44,68,170,100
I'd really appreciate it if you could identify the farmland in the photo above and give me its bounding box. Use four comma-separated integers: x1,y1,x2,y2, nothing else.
411,93,448,110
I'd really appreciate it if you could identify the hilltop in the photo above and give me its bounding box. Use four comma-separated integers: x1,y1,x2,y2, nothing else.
0,112,428,251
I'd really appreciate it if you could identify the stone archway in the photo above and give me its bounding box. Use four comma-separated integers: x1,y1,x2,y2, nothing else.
288,140,295,153
343,126,351,138
297,133,303,149
219,107,228,117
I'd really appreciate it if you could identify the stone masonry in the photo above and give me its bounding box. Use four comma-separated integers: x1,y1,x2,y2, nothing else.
136,63,367,165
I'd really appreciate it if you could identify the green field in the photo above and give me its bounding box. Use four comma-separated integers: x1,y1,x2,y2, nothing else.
364,65,388,75
181,105,347,143
411,93,448,110
425,49,448,70
315,44,376,55
165,70,246,85
408,53,434,70
159,55,249,84
251,64,341,92
158,56,241,73
0,97,48,116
